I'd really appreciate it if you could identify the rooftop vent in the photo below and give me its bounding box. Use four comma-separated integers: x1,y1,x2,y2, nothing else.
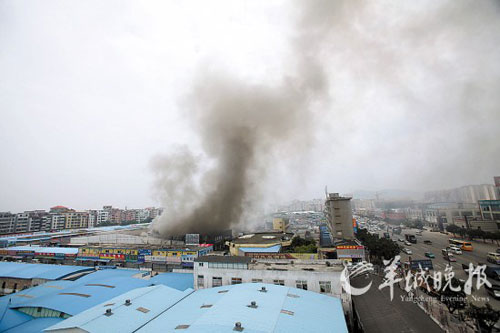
105,308,113,316
247,301,258,309
175,325,190,330
125,299,131,306
259,286,267,293
233,322,244,331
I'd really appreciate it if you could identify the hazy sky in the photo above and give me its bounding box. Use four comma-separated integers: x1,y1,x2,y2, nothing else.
1,0,499,213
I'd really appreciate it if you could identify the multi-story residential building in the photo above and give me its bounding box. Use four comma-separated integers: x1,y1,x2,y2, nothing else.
14,213,30,233
110,208,123,224
64,212,89,229
324,193,354,240
136,209,150,222
50,215,67,231
0,212,15,234
87,211,96,228
96,210,110,225
146,207,163,219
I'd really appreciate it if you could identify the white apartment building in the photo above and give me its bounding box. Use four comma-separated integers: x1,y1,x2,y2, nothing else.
51,215,66,230
96,210,110,225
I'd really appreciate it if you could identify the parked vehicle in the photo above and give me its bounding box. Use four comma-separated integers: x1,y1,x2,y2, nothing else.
398,238,404,242
485,283,500,299
496,248,500,254
485,266,500,281
441,249,449,256
425,252,435,258
487,252,500,265
449,246,462,255
423,240,432,245
405,241,412,246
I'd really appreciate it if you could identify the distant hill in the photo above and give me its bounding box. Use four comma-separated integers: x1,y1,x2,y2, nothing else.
351,189,423,201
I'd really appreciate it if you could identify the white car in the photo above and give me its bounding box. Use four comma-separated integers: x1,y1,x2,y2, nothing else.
449,246,462,255
402,248,412,255
404,241,412,246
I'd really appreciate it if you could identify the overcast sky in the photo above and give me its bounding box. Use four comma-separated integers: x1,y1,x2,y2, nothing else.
1,0,499,213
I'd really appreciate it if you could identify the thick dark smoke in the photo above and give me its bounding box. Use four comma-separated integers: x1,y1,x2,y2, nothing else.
151,1,332,236
151,0,500,236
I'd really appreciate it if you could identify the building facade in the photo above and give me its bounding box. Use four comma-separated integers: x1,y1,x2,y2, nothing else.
324,193,354,240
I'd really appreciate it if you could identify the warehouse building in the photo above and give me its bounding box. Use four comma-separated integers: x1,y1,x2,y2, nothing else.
0,263,193,332
0,262,94,295
192,255,352,321
45,283,348,333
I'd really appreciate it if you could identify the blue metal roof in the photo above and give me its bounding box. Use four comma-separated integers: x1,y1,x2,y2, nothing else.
6,246,78,255
45,285,191,333
2,317,62,333
136,283,347,333
149,272,194,291
238,245,281,253
45,283,347,333
0,262,94,280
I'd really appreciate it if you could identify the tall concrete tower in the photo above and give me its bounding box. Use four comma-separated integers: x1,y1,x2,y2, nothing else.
324,193,354,240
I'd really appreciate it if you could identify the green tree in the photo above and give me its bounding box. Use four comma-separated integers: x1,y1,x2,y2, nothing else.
466,303,500,333
439,277,467,314
446,224,461,237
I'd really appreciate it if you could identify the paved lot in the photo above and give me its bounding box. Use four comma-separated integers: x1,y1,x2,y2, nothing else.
375,227,500,309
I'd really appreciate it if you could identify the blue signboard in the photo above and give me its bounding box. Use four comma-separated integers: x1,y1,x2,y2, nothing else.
410,259,434,271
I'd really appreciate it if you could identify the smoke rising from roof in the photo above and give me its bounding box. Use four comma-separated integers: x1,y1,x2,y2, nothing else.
151,0,500,236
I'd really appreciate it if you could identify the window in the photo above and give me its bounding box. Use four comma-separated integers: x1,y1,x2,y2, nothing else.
273,279,285,286
319,281,331,293
212,277,222,287
251,279,263,283
1,282,5,289
199,262,204,267
13,283,17,292
231,277,242,285
197,275,204,288
296,280,307,290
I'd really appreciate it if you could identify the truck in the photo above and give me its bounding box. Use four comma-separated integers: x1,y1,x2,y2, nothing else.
405,234,417,244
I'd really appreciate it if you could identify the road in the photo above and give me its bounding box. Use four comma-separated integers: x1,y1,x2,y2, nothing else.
352,274,443,333
375,227,500,310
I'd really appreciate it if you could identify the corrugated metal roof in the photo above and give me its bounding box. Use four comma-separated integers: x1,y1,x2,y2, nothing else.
0,262,94,280
136,283,347,333
238,245,281,253
45,285,192,333
48,283,347,333
6,246,78,255
2,317,63,333
149,272,193,291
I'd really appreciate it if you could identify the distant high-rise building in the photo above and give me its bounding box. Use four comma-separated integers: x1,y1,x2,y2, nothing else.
324,193,354,240
424,184,497,203
494,176,500,199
